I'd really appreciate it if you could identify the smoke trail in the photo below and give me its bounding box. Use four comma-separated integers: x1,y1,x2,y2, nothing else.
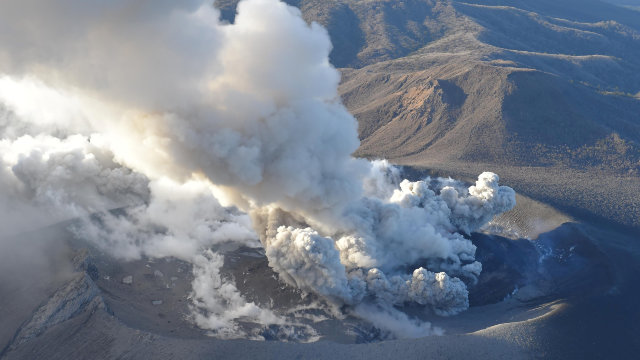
0,0,515,338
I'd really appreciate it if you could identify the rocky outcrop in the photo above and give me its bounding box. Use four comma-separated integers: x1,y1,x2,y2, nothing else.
2,252,109,356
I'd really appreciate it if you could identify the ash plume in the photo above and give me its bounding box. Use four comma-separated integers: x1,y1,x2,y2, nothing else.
0,0,515,338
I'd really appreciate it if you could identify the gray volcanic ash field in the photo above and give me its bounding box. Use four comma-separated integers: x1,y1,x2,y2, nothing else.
1,0,639,359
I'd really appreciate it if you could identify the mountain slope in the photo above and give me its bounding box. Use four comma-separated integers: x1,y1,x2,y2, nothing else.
215,0,640,228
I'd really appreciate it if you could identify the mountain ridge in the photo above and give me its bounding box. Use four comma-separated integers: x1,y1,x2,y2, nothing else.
215,0,640,229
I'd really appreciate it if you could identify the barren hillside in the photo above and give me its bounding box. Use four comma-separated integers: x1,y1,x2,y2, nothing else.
217,0,640,229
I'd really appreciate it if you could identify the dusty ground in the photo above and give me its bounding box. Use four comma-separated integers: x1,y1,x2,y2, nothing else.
2,189,638,359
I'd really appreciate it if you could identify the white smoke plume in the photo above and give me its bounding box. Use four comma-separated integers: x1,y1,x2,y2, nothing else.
255,163,514,320
0,0,516,339
71,179,258,260
0,134,149,236
353,304,444,339
189,249,285,339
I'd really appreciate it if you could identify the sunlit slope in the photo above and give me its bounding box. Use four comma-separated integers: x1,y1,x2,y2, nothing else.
215,0,640,228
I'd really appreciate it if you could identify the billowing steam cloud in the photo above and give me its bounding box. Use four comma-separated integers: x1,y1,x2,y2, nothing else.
254,164,514,317
0,0,515,339
0,133,149,235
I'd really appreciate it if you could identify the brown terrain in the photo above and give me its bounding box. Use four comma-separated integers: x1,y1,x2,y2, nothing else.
217,0,640,230
2,1,640,359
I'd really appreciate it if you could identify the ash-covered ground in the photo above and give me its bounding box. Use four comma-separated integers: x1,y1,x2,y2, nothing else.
1,0,639,358
2,190,638,359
